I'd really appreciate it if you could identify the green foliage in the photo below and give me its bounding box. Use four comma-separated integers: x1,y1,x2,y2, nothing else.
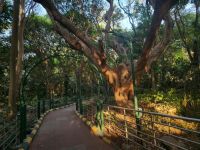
28,14,52,28
0,36,10,104
179,97,200,118
0,0,12,33
138,88,183,105
152,91,164,102
52,58,60,65
0,0,199,119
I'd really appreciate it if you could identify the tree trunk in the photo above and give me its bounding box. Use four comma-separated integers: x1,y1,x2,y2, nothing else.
151,68,156,90
8,0,25,118
113,86,132,106
15,0,25,104
102,64,133,106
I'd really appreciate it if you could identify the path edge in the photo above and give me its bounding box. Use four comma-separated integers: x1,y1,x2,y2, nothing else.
18,103,75,150
75,111,120,150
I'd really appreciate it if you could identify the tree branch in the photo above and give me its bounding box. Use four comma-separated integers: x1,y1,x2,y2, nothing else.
33,0,95,51
0,0,4,13
136,0,178,79
145,14,173,70
174,10,193,62
104,0,114,41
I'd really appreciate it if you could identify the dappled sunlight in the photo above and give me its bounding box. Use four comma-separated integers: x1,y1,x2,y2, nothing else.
103,106,200,149
114,86,133,107
81,101,200,149
1,0,200,149
104,69,117,85
90,125,104,136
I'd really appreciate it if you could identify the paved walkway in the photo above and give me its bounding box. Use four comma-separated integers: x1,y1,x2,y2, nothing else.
29,105,113,150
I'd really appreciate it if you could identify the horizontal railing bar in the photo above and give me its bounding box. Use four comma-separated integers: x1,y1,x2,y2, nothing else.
105,112,200,145
127,117,200,145
107,105,200,123
106,118,194,150
0,120,17,133
127,132,166,150
107,128,150,150
140,117,200,135
127,126,190,150
2,133,19,149
107,121,189,150
0,131,18,147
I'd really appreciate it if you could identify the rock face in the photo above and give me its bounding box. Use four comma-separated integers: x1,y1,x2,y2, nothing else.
159,135,187,150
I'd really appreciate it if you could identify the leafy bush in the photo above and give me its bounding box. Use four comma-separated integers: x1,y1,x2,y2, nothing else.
179,97,200,118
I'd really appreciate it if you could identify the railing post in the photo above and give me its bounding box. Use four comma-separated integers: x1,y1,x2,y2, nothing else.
49,99,52,109
134,96,142,134
65,96,68,105
96,101,104,132
15,116,18,145
91,105,93,123
169,118,171,134
37,98,40,119
82,103,85,115
42,99,45,113
76,96,79,111
20,102,26,142
52,99,54,108
108,106,111,133
79,97,83,115
134,106,143,146
85,104,87,116
3,118,5,149
124,109,128,141
100,102,104,132
151,114,157,147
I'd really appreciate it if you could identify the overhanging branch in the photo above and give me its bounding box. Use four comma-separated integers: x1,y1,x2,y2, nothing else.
136,0,178,81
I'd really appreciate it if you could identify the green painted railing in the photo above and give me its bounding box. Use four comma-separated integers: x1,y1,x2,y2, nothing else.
0,97,75,150
80,100,200,150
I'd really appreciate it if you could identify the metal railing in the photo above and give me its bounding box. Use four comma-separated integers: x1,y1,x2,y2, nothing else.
82,102,97,124
0,115,19,150
81,102,200,150
106,105,200,150
0,97,75,150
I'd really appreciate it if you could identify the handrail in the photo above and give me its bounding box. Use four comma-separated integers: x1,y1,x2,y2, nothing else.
107,105,200,123
80,102,200,150
0,97,75,150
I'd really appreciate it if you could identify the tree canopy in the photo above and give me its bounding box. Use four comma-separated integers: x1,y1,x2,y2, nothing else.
0,0,199,117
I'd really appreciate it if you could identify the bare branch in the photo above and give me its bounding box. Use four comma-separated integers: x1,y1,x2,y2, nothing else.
25,0,37,17
117,0,137,35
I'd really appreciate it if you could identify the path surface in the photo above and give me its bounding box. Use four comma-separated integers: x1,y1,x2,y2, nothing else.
29,105,113,150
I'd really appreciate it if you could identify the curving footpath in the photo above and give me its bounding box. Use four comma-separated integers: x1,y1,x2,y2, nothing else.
29,105,113,150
